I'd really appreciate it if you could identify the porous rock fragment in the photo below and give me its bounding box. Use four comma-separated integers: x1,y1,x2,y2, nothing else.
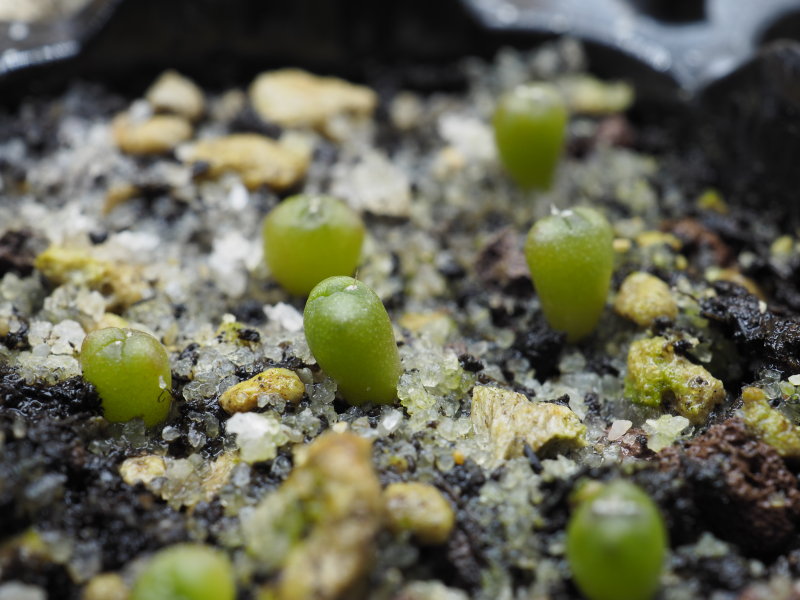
249,68,376,132
246,432,382,600
180,133,309,190
658,418,800,555
740,386,800,460
111,113,192,155
701,281,800,375
624,336,725,425
145,70,205,121
614,271,677,327
34,246,147,311
219,368,305,414
383,481,455,545
470,386,586,465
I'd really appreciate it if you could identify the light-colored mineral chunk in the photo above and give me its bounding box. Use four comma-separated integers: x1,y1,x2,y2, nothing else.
219,367,305,413
249,68,377,131
226,412,288,463
740,386,800,460
624,336,725,425
383,482,455,545
81,573,129,600
642,414,690,452
119,455,166,487
558,74,634,115
614,271,677,327
111,113,192,155
180,133,309,190
395,581,469,600
470,386,586,465
247,432,382,600
34,246,147,311
145,70,205,121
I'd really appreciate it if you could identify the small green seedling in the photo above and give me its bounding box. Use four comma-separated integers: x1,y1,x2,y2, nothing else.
567,480,667,600
80,327,172,426
262,194,365,295
525,206,614,342
303,276,401,405
493,82,568,190
131,543,235,600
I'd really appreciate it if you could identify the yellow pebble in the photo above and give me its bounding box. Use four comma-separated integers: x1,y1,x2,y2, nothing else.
383,482,455,545
614,271,677,327
219,367,305,413
635,231,682,250
82,573,129,600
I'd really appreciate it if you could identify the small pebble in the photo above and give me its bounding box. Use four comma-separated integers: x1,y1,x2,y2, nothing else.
384,482,455,545
111,113,193,155
119,455,167,486
249,68,376,131
219,368,305,414
607,419,632,441
145,70,205,121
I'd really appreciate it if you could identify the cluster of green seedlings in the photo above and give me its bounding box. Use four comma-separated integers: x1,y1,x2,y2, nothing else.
76,81,669,600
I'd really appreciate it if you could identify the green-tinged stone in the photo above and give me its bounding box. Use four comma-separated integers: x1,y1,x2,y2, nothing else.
624,336,724,425
247,432,382,600
740,386,800,460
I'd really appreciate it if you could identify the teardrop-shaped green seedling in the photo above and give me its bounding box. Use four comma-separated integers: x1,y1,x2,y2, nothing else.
493,82,568,190
525,207,614,342
567,480,667,600
131,544,236,600
303,276,401,405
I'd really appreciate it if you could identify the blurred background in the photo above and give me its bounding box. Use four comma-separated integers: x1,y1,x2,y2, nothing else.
0,0,799,213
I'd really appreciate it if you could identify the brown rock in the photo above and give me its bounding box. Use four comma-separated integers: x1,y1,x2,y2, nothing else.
658,418,800,555
475,228,530,292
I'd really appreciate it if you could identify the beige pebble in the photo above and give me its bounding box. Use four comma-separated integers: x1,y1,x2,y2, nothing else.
34,246,147,311
471,386,586,466
181,133,309,190
219,367,305,413
607,419,633,442
119,455,166,487
145,70,205,121
82,573,128,600
614,271,677,327
249,68,376,131
384,482,455,545
103,182,139,215
111,113,192,155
